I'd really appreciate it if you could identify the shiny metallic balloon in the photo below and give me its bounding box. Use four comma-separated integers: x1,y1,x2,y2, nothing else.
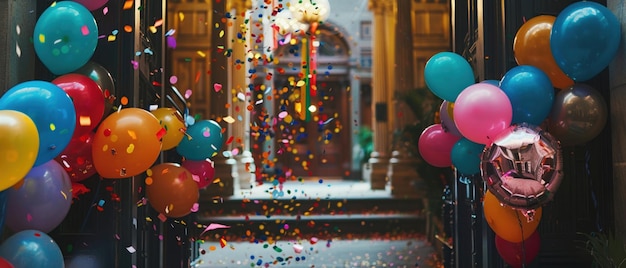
73,61,116,94
480,123,563,210
547,83,608,146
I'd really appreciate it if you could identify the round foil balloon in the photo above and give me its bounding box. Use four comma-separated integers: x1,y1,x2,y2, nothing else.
480,123,563,209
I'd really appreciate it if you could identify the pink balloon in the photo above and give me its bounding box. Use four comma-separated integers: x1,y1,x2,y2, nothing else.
453,83,512,145
418,124,461,167
71,0,109,11
181,159,215,189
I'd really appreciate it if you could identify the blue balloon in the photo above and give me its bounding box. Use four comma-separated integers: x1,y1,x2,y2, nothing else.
481,80,500,87
451,138,484,175
551,1,621,81
176,120,224,160
33,1,98,75
424,52,475,102
0,81,76,166
0,230,64,268
499,65,554,125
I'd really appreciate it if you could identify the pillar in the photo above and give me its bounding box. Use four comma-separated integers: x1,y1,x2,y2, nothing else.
608,0,626,244
0,0,36,90
227,0,254,191
387,0,423,197
367,0,393,190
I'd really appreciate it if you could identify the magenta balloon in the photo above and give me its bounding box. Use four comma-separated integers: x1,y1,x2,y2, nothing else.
5,160,72,233
181,159,215,189
418,124,461,167
71,0,109,11
439,100,462,137
453,83,513,145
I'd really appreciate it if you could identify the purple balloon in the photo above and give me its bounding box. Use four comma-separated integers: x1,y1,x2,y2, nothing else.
5,160,72,233
439,100,462,137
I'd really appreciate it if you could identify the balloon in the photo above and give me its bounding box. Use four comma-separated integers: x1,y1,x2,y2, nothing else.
33,1,98,75
176,120,224,161
450,138,484,175
418,124,461,167
551,1,621,81
480,79,500,87
74,61,116,94
70,0,109,11
496,230,541,268
52,74,105,137
55,132,96,182
92,108,164,179
513,15,573,89
182,159,215,189
481,123,563,210
453,83,512,145
5,160,72,233
151,108,186,151
0,230,64,268
66,254,101,268
0,110,39,191
0,257,13,268
0,81,75,166
499,65,555,125
547,84,608,146
424,52,475,102
439,100,462,137
146,163,199,218
483,190,542,243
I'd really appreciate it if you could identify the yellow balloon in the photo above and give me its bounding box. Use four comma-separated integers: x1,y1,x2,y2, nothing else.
483,190,542,243
151,108,186,151
0,110,39,191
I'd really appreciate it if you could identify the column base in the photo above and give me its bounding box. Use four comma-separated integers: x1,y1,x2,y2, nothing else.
367,153,390,190
235,151,255,190
388,150,425,198
201,156,236,197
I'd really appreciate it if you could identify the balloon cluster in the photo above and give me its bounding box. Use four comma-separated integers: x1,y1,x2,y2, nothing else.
418,2,619,267
0,1,224,266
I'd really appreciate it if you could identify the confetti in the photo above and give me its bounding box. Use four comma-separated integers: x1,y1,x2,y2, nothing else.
126,246,136,253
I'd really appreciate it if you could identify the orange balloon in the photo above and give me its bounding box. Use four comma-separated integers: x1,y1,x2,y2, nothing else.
151,108,186,151
146,163,199,218
513,15,574,89
92,108,164,178
483,190,542,243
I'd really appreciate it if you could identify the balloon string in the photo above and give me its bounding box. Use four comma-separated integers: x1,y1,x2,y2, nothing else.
585,146,603,232
80,177,103,233
516,212,527,268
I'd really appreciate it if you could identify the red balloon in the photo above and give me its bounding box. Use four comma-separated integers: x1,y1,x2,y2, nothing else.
52,73,105,137
182,159,215,189
418,124,461,167
495,230,541,268
0,257,14,268
54,132,96,182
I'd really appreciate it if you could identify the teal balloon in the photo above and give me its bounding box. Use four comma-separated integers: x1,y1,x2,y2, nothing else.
551,1,621,81
0,230,64,268
176,120,224,160
0,81,76,166
499,65,554,125
451,138,484,175
424,52,475,102
34,1,98,75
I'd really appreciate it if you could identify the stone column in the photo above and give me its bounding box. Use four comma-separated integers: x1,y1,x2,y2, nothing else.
207,0,235,197
367,0,393,190
387,0,423,197
227,0,254,191
608,0,626,244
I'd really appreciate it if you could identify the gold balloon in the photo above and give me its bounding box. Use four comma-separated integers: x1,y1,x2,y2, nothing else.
0,110,39,191
547,84,608,146
513,15,574,89
483,191,542,243
92,108,163,179
151,108,186,151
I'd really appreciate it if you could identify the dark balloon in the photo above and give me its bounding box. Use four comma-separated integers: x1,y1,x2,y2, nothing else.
547,84,608,146
481,123,563,210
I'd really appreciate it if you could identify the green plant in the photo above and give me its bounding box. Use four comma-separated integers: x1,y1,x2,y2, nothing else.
357,126,373,164
579,231,626,267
